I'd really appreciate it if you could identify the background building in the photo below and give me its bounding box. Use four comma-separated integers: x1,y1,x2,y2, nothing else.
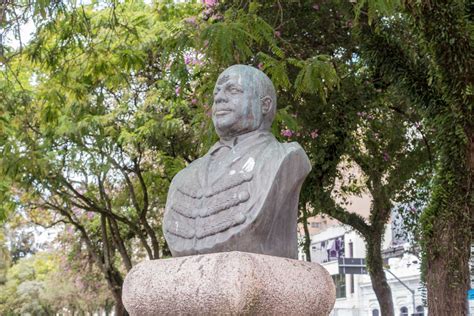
307,224,426,316
298,165,426,315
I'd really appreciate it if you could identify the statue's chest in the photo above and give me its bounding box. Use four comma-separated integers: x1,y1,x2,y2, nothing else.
166,161,257,241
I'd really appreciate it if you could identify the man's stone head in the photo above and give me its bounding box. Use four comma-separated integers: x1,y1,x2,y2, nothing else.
212,64,277,139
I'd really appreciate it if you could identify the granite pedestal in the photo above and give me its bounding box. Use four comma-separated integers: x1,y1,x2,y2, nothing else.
123,251,336,315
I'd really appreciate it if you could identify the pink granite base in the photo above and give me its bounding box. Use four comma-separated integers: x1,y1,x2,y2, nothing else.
123,251,335,315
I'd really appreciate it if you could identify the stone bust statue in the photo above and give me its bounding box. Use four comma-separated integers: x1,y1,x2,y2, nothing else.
163,64,311,259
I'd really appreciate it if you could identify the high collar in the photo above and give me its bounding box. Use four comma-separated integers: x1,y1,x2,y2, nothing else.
208,130,272,156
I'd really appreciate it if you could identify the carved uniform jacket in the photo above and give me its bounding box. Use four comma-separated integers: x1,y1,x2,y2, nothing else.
163,131,311,259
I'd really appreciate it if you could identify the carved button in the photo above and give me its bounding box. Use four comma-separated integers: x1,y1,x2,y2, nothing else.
238,191,250,202
198,189,205,199
241,173,253,181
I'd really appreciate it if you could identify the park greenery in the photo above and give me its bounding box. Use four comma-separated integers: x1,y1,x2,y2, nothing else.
0,0,471,315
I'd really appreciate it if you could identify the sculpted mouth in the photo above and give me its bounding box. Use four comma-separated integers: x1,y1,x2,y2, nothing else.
214,109,233,116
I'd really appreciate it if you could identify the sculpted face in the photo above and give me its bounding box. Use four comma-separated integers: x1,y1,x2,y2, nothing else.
212,70,260,138
212,65,274,139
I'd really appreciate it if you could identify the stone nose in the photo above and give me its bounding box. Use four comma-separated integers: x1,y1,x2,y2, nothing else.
214,89,228,104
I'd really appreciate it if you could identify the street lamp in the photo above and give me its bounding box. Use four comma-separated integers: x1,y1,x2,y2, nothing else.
384,268,416,316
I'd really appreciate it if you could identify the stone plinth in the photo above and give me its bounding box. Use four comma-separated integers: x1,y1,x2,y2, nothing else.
123,251,336,315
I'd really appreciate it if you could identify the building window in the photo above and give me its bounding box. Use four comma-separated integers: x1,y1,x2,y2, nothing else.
414,306,425,316
372,309,379,316
400,306,409,316
332,274,346,298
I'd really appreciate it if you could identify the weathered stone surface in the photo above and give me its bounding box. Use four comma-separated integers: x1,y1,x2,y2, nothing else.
163,65,311,258
122,251,336,315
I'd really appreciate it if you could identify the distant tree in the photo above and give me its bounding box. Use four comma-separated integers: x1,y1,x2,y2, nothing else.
1,2,206,314
0,249,112,315
0,252,55,315
0,229,10,285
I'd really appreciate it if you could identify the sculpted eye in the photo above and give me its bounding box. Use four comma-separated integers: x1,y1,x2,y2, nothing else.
229,87,242,94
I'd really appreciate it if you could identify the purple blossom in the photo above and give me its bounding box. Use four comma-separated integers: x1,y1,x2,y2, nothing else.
202,0,217,7
274,30,281,37
184,55,192,65
86,212,95,220
281,129,293,138
383,152,390,161
191,98,198,105
175,86,181,96
312,4,320,10
212,14,223,21
310,129,319,139
184,16,198,26
257,63,264,70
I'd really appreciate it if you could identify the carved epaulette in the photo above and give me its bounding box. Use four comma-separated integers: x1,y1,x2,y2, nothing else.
176,172,252,200
200,191,250,217
167,171,254,240
196,213,246,239
171,201,198,219
205,173,252,198
171,191,250,219
177,185,203,199
166,218,195,239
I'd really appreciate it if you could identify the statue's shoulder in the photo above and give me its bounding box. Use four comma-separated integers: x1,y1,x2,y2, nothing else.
256,136,310,170
281,141,305,153
277,141,309,161
170,156,208,186
277,141,312,178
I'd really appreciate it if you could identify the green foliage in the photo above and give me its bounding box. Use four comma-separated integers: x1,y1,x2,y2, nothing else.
0,250,111,315
0,252,55,315
291,55,340,99
1,0,470,313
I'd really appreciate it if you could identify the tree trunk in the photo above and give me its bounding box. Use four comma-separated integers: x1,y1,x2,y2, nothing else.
423,126,472,315
425,219,470,315
106,268,129,316
301,204,312,262
112,289,129,316
366,234,394,316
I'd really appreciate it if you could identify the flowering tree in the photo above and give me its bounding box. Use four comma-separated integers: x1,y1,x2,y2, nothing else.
1,0,468,314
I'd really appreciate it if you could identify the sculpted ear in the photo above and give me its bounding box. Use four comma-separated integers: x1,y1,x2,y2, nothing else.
261,96,273,115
